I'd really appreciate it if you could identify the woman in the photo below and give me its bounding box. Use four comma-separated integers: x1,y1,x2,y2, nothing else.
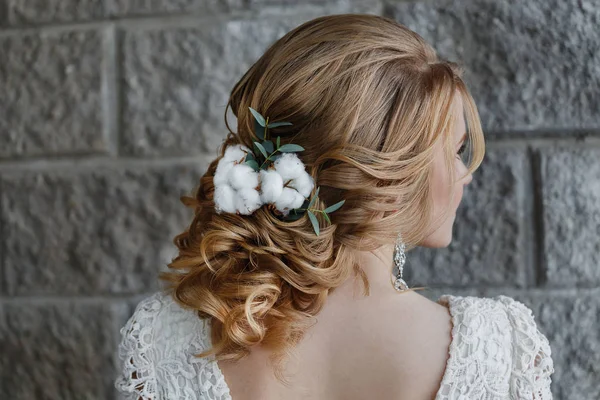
115,13,554,399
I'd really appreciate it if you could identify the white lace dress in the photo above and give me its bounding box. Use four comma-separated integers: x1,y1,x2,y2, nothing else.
114,291,555,399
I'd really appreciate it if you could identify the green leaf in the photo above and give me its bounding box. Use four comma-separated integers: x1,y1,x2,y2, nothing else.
323,199,345,214
278,144,305,153
307,210,320,236
267,121,293,128
323,212,331,224
245,160,259,171
307,187,320,209
249,107,266,127
254,119,265,140
245,152,256,162
276,136,280,148
254,142,268,159
262,140,274,154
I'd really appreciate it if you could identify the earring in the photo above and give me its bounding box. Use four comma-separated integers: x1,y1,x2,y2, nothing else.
392,232,409,292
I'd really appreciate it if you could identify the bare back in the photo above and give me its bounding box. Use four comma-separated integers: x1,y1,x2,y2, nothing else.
217,290,453,400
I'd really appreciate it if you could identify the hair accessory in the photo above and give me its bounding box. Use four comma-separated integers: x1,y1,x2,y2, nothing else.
213,107,345,236
392,232,410,291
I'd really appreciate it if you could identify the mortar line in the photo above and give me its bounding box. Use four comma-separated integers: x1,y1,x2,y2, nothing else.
102,24,119,157
530,148,548,287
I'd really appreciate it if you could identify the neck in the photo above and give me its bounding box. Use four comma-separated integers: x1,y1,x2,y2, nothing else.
329,243,399,301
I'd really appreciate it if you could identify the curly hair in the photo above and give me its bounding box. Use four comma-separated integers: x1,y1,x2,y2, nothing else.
159,13,485,386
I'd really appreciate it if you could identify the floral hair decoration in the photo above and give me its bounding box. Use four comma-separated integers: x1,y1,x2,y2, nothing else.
213,107,345,236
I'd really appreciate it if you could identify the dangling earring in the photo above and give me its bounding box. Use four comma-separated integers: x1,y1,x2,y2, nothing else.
392,232,409,292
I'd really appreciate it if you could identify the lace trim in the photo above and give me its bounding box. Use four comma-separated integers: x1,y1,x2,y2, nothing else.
435,295,554,399
497,296,554,399
115,291,232,400
200,319,233,400
115,292,163,399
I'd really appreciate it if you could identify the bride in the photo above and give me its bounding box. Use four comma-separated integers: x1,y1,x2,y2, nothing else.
115,13,554,399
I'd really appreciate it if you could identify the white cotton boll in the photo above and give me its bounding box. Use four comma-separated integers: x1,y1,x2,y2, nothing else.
274,153,306,181
214,158,234,186
214,184,237,213
288,172,314,198
223,144,251,163
289,189,306,209
235,188,263,215
274,187,305,214
227,164,259,190
259,169,284,204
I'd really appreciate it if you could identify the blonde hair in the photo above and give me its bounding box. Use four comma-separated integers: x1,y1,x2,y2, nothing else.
159,13,485,385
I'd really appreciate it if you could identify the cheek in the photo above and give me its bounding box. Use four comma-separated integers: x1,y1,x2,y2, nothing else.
431,166,449,207
452,159,466,205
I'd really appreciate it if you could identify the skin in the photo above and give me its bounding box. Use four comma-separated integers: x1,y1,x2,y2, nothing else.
218,92,475,399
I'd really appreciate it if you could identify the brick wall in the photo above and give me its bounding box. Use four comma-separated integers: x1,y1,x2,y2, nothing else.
0,1,598,398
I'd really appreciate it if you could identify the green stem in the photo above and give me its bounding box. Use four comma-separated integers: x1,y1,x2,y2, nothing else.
265,117,270,140
258,148,280,170
296,208,326,214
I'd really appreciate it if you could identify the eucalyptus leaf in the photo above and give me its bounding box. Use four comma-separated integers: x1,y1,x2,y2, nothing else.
254,142,268,159
323,212,331,224
245,152,256,162
323,199,345,214
249,107,266,127
307,211,320,236
307,187,320,209
245,160,259,171
276,136,280,148
262,140,274,154
278,144,305,153
267,121,293,128
254,119,265,140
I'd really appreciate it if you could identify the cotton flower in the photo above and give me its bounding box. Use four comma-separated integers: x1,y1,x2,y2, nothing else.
274,187,306,215
214,159,234,186
227,163,260,190
214,144,251,186
287,172,314,198
235,188,263,215
274,153,306,181
223,144,251,163
213,144,313,217
259,169,284,204
214,184,237,213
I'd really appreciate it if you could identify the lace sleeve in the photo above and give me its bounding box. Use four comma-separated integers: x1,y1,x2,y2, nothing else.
497,295,555,399
114,293,163,400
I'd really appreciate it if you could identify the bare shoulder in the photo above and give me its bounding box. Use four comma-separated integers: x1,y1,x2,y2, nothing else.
371,290,453,399
320,289,453,400
219,289,453,400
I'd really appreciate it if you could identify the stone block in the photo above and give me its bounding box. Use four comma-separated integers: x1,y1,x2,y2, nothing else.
539,147,600,286
4,0,106,25
0,30,105,158
1,162,207,295
0,300,121,399
108,0,244,17
121,26,231,156
387,0,600,131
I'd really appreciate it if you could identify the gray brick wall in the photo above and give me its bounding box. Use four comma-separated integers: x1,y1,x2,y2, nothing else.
0,1,598,399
